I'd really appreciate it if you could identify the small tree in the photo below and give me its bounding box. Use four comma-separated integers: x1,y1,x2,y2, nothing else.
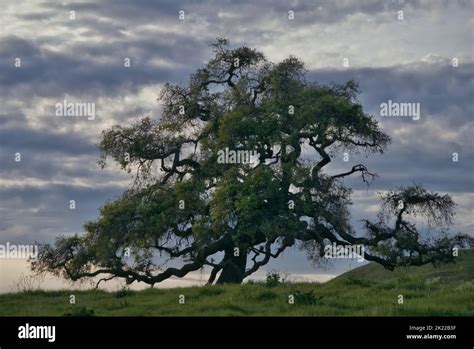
32,39,470,285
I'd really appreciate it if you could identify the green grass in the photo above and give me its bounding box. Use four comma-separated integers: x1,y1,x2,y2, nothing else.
1,250,473,316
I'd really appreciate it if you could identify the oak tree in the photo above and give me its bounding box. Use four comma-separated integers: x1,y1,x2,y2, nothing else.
33,39,470,285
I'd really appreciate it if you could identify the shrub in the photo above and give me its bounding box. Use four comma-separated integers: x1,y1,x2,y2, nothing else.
294,290,322,306
266,271,285,287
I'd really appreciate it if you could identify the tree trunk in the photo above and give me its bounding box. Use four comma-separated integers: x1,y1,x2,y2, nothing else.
216,248,247,284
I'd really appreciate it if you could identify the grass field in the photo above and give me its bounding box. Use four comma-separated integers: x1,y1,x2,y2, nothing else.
1,250,473,316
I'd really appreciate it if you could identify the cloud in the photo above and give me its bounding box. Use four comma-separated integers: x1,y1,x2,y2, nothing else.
0,0,472,271
0,183,125,244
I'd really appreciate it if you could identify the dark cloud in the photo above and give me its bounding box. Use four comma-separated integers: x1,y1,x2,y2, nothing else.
0,126,97,156
304,62,474,195
0,184,125,244
0,35,199,98
36,0,460,28
309,62,474,124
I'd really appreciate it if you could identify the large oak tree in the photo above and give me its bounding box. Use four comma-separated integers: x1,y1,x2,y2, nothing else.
33,39,470,285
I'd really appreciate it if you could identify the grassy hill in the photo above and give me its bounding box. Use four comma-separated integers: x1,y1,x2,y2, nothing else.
1,250,473,316
332,249,474,284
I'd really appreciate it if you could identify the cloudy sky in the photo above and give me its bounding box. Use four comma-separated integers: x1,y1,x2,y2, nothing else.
0,0,473,282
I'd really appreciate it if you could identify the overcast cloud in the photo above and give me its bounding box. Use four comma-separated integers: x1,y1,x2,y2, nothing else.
0,0,472,278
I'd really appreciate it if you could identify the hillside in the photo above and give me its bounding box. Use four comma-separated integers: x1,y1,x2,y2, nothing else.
0,250,472,316
331,249,474,284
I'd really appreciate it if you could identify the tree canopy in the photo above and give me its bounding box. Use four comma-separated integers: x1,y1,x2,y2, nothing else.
32,39,470,285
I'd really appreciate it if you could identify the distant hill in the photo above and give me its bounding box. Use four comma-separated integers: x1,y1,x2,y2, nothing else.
330,249,474,284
